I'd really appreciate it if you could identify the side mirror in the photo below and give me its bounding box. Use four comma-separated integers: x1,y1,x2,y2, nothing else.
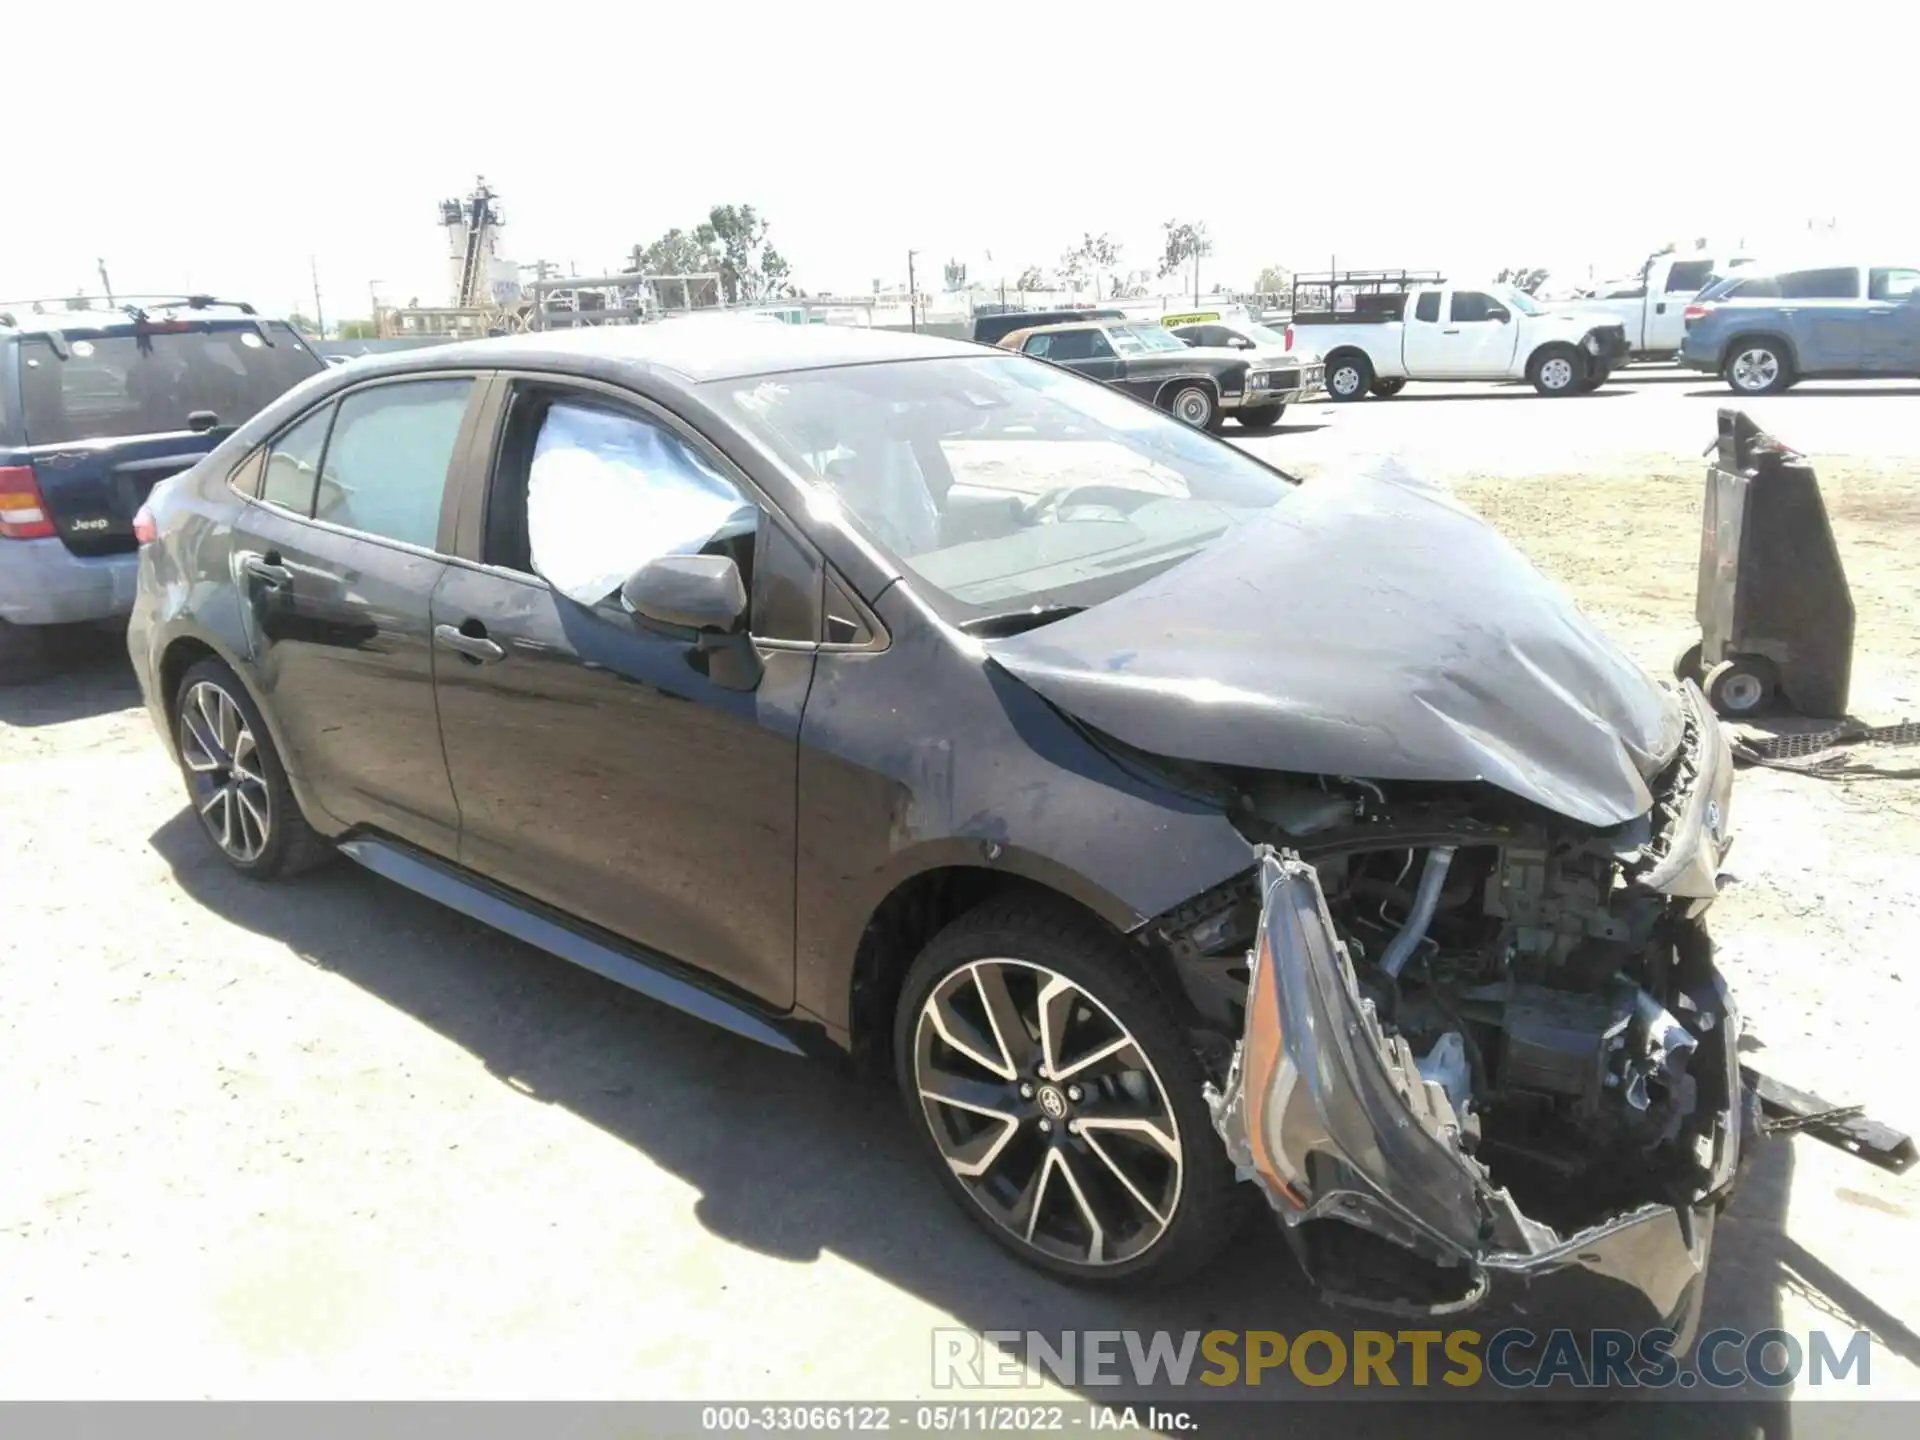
187,409,220,433
620,553,748,634
1489,310,1511,324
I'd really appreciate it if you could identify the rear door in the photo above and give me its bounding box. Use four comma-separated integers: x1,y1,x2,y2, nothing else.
8,321,324,557
1864,267,1920,373
231,372,483,858
1649,257,1716,353
429,376,818,1009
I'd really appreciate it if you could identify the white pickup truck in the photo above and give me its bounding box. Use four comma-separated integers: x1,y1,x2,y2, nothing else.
1559,252,1754,361
1292,278,1631,399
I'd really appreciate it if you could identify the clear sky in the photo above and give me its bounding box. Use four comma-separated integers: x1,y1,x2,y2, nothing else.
9,0,1915,321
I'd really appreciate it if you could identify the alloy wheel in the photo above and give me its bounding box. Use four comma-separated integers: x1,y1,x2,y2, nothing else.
179,680,271,863
912,958,1183,1267
1731,348,1779,392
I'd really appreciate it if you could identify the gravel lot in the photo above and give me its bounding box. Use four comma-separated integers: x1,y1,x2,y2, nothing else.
4,367,1916,1415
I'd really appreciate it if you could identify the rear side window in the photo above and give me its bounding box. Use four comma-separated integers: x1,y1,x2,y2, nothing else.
1022,334,1053,357
14,323,324,445
1046,329,1097,361
1413,292,1441,322
1665,260,1713,293
312,379,472,548
1869,267,1920,300
260,406,334,514
1725,275,1781,299
1778,268,1860,299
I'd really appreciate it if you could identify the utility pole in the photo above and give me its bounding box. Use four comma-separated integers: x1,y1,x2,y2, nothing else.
309,256,325,339
96,258,114,306
1192,248,1200,306
368,279,383,338
907,250,919,331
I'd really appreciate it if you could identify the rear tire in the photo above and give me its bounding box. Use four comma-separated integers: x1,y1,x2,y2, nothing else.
172,657,332,880
1236,403,1285,431
893,894,1250,1289
1325,353,1373,402
1528,344,1583,396
1723,340,1794,395
1368,378,1407,398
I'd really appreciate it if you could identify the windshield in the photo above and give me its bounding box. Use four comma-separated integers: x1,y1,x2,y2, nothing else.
1499,287,1543,316
1238,322,1292,348
16,321,324,444
1105,324,1188,355
716,355,1295,624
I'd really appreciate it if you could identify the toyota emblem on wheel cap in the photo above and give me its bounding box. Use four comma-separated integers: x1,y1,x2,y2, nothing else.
1037,1085,1068,1120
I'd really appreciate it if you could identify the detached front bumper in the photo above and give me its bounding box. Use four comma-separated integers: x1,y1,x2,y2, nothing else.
1209,851,1744,1341
1208,693,1747,1340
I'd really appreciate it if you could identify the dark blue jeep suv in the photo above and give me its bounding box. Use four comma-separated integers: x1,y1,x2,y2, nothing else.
1,295,324,675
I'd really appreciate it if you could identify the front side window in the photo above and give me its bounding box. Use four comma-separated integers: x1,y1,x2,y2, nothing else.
1869,267,1920,301
1451,291,1502,323
311,378,472,548
523,401,757,607
718,355,1294,626
1778,267,1860,300
259,406,334,514
1106,325,1186,354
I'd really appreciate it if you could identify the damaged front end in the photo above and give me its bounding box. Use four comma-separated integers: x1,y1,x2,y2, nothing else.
1204,685,1750,1342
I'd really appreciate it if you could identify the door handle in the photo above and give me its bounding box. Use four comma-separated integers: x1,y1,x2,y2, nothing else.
434,623,506,664
1655,302,1668,314
1442,328,1460,334
242,553,293,587
1867,307,1894,316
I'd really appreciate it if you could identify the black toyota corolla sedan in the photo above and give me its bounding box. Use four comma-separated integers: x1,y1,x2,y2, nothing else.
129,320,1751,1333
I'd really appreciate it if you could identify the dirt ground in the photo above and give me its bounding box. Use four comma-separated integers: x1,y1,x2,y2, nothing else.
3,373,1917,1412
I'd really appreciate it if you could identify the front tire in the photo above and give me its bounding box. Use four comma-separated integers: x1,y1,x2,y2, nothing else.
1165,384,1220,432
173,658,331,879
1325,353,1373,402
1724,341,1794,395
1529,344,1582,396
894,895,1247,1288
1236,403,1285,430
1704,655,1778,718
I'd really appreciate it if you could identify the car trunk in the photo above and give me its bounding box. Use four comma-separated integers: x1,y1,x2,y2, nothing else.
12,320,322,555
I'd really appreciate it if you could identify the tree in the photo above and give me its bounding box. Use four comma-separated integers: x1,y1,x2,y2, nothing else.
943,259,968,292
1158,219,1214,303
1114,268,1154,298
1059,232,1121,299
1495,266,1550,294
632,204,797,306
1015,265,1048,293
336,318,379,340
1255,264,1292,297
287,312,320,337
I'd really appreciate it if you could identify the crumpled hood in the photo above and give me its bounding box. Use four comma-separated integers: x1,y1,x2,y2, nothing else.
987,460,1684,828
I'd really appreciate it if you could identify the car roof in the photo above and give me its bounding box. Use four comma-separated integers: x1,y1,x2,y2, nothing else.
411,319,983,383
0,312,285,340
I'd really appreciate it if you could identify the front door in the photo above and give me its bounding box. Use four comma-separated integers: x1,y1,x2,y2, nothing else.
1864,267,1920,374
430,384,816,1009
1775,266,1867,373
232,375,479,857
1421,290,1518,377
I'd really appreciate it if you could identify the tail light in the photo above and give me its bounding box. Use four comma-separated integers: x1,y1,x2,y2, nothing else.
1284,324,1295,352
0,465,56,540
1683,302,1714,322
133,503,158,546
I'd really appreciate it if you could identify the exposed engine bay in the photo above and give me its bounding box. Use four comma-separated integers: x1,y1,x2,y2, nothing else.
1142,684,1749,1324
